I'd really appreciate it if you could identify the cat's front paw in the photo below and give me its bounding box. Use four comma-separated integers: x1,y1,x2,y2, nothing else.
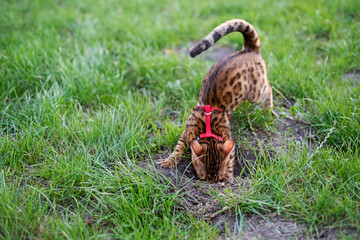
219,173,234,184
158,158,176,168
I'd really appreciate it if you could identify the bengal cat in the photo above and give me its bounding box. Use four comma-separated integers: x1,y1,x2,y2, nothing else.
159,19,274,184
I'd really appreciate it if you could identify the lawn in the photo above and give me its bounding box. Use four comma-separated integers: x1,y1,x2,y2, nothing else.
1,0,359,239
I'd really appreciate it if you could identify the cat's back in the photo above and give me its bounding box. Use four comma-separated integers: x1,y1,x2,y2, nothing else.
198,50,266,110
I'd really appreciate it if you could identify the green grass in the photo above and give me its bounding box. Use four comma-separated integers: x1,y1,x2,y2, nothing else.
1,0,359,238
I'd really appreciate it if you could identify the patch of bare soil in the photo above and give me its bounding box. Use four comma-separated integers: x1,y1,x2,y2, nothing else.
172,42,236,62
344,69,360,85
141,101,311,239
201,45,236,62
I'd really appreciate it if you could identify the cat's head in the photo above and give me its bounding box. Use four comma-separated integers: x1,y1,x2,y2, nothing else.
190,137,235,182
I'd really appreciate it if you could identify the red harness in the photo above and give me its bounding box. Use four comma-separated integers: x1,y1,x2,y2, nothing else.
194,105,230,142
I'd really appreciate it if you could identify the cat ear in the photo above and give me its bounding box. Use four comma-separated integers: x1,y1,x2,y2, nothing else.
220,139,235,156
191,140,203,156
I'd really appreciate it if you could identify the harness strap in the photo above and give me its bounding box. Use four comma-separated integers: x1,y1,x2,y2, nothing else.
194,105,230,142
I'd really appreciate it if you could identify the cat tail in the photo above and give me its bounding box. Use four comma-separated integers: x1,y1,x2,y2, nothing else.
189,19,261,58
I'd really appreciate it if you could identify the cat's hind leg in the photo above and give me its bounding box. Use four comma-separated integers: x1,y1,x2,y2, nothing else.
257,83,278,117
